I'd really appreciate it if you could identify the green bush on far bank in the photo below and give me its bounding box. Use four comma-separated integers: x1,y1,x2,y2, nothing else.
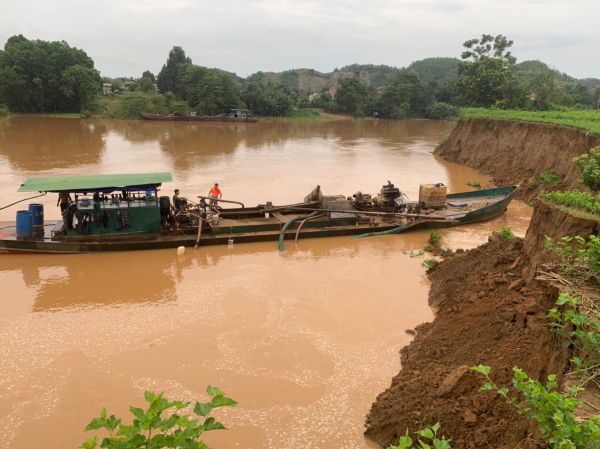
285,108,333,120
0,105,9,116
542,190,600,217
461,108,600,135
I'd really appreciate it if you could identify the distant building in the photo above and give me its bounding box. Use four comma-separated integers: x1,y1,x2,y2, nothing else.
529,93,538,100
376,86,385,95
124,81,136,88
308,92,320,102
328,88,337,98
102,83,112,95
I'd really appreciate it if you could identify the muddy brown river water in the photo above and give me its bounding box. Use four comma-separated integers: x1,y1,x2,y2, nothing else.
0,116,531,448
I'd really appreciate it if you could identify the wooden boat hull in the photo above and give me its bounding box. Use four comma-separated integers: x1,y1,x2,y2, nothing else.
141,113,259,123
0,186,517,254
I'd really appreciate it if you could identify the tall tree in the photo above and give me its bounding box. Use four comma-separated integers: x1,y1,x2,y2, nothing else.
142,70,155,83
457,34,517,108
0,35,101,112
335,73,368,115
60,65,101,110
379,70,426,118
156,46,191,95
138,76,155,93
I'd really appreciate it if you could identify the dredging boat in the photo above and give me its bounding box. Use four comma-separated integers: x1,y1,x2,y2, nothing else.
0,174,517,254
141,109,260,123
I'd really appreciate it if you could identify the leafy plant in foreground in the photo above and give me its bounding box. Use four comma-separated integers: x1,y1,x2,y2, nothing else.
470,365,600,448
466,181,481,188
499,225,515,241
544,235,600,280
79,386,237,449
386,422,451,449
574,147,600,192
547,293,600,383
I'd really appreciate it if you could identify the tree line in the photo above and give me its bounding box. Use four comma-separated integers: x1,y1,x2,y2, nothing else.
0,34,598,118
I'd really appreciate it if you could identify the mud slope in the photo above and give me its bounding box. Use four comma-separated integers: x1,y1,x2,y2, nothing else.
435,118,600,201
365,203,600,448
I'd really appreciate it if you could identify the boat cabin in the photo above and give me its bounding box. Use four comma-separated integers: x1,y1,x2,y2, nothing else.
17,173,173,238
230,109,251,118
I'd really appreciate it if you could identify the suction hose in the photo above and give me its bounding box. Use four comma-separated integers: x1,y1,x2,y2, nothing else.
279,212,320,251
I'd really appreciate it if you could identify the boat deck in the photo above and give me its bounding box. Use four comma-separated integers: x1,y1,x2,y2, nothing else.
0,187,517,254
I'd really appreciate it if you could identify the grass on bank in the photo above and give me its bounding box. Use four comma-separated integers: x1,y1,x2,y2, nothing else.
541,192,600,223
0,105,10,116
284,108,335,120
461,108,600,135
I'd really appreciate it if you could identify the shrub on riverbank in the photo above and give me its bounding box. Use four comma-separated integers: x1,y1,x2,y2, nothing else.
285,108,333,119
0,105,9,115
461,108,600,135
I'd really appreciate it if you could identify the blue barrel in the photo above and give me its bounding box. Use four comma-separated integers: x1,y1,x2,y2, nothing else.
28,203,44,226
16,210,33,239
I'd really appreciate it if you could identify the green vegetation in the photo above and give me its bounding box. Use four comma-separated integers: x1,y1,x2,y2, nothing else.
471,364,600,448
386,422,452,449
0,105,9,115
530,180,540,188
574,147,600,191
499,225,515,240
540,170,562,184
421,258,438,269
461,108,600,135
466,181,481,187
542,190,600,216
0,34,101,113
457,34,518,108
548,293,600,381
545,235,600,281
285,108,332,119
429,230,442,247
79,386,236,449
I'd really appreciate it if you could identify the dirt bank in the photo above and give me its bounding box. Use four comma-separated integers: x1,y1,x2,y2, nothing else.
435,118,600,202
365,202,600,448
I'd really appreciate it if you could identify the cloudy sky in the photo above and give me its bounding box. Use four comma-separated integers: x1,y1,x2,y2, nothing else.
1,0,598,79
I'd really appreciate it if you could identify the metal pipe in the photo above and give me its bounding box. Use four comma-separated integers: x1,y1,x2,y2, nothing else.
277,206,444,219
0,192,48,211
197,196,245,208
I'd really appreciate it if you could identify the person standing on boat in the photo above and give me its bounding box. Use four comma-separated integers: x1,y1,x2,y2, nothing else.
57,191,72,213
208,183,222,206
172,189,182,212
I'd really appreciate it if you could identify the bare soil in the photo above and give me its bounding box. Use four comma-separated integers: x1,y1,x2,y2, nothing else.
365,234,568,448
365,200,600,448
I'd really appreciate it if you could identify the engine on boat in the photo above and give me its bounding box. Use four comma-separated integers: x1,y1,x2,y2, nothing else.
348,181,408,211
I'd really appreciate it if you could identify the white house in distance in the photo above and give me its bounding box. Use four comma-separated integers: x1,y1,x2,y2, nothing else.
102,83,112,95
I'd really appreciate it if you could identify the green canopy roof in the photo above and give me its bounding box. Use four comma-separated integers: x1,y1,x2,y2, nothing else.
18,173,173,193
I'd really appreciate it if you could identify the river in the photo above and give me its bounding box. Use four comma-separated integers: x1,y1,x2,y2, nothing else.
0,116,531,448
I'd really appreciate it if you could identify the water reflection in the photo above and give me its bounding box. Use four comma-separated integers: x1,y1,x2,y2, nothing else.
0,117,107,170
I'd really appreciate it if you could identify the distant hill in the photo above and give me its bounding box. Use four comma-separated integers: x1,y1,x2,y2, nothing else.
245,58,465,92
246,66,401,92
406,57,461,83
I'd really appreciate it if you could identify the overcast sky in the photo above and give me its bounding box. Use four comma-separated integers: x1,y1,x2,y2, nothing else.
1,0,598,79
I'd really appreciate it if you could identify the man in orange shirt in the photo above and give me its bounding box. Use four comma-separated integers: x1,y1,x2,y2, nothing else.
208,183,222,206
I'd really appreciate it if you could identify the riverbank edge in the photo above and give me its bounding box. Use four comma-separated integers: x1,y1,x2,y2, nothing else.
365,201,600,448
365,119,600,447
434,117,600,202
